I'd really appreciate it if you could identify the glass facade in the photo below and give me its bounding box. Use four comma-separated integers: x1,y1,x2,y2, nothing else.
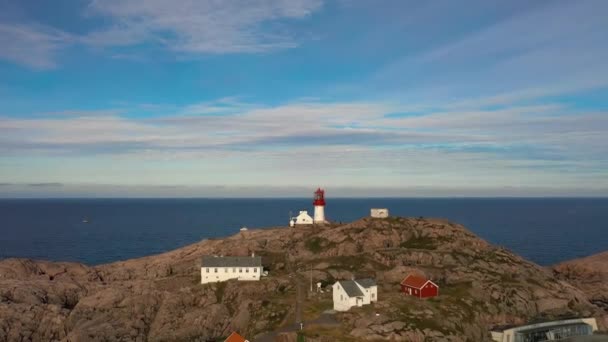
514,323,593,342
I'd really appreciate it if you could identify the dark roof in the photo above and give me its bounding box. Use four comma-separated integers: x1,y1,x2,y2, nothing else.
201,256,262,268
338,280,364,297
356,278,376,288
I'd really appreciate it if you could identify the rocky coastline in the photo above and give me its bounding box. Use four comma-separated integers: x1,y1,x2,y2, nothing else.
0,217,606,341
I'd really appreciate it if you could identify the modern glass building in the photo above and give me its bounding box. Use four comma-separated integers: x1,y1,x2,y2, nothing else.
491,318,598,342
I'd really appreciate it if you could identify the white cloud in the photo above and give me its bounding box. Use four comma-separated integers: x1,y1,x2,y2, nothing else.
0,23,72,69
369,0,608,104
0,0,322,68
1,98,607,192
83,0,323,53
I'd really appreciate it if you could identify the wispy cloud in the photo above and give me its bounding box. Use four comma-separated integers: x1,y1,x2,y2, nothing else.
0,0,323,68
369,0,608,104
1,99,606,165
83,0,323,54
0,23,72,69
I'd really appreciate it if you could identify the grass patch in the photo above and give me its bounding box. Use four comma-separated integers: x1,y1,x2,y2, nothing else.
322,255,391,272
436,281,472,298
400,235,437,250
305,237,336,254
303,299,333,321
214,281,227,302
301,326,358,342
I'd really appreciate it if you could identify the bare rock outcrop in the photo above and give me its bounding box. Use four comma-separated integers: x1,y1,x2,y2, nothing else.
0,217,605,341
553,251,608,331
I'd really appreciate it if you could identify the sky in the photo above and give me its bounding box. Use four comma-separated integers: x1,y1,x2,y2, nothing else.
0,0,607,197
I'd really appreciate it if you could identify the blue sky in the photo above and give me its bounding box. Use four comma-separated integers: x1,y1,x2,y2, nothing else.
0,0,607,197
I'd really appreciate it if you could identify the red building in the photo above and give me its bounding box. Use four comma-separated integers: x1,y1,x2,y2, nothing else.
225,332,248,342
400,274,439,298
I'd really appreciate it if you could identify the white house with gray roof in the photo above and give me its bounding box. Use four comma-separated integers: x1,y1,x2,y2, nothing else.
201,255,263,284
332,278,377,311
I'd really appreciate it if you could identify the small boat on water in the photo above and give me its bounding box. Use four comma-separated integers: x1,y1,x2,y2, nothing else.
240,226,248,231
82,217,90,224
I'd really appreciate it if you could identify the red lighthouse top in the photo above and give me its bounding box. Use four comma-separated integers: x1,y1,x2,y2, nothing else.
313,188,326,206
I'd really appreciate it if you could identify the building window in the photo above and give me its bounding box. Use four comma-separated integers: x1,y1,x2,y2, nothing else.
254,268,257,273
239,268,242,273
372,293,375,299
341,295,343,300
233,268,236,273
206,268,209,273
214,268,218,273
246,268,249,273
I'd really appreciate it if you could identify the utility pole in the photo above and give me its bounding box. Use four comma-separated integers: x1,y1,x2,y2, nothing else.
310,264,313,293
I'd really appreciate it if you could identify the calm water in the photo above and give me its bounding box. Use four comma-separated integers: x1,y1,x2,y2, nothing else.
0,198,606,266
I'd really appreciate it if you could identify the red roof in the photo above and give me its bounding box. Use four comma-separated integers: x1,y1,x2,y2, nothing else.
400,274,434,289
225,332,247,342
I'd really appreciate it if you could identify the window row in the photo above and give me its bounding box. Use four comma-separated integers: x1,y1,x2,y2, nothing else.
205,267,258,273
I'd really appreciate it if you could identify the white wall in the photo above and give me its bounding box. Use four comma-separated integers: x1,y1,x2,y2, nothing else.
295,211,313,225
333,283,356,311
371,208,389,218
314,205,325,223
332,282,377,311
355,283,377,305
200,266,262,284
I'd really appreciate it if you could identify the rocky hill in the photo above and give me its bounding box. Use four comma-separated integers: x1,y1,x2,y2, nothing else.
553,251,608,327
0,217,606,341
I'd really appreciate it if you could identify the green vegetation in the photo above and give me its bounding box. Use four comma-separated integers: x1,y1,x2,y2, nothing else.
304,237,335,254
321,255,391,272
435,281,472,297
303,299,333,321
400,235,437,250
214,281,227,302
301,326,359,342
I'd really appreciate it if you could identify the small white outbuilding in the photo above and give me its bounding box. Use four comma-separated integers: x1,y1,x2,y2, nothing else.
332,278,377,311
370,208,389,218
293,210,314,225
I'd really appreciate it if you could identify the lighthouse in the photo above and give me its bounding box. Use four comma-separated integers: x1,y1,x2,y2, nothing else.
313,188,327,224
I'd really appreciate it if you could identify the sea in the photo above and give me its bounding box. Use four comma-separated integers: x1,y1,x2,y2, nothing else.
0,198,606,266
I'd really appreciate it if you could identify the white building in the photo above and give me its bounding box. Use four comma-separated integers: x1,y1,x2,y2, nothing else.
490,317,598,342
370,208,389,218
201,255,262,284
332,278,377,311
293,210,313,225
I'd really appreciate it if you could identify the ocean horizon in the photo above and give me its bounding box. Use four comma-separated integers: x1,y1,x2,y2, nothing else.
1,197,607,267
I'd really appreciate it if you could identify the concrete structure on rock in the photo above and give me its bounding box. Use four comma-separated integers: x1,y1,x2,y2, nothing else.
332,278,377,311
201,255,262,284
370,208,389,218
490,317,598,342
400,274,438,298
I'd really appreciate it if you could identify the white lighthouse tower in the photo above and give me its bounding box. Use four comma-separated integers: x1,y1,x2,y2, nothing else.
313,188,327,224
